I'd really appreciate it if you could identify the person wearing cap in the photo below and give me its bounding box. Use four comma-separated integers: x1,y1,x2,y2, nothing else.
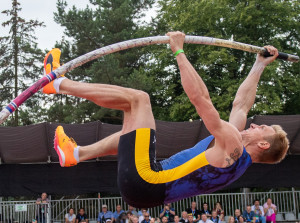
98,205,114,223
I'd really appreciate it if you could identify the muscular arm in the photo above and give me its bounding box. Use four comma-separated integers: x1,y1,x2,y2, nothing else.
168,32,223,137
229,62,266,131
176,53,222,133
229,46,278,131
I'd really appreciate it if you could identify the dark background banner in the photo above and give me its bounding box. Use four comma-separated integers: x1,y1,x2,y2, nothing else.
0,115,299,196
0,156,300,196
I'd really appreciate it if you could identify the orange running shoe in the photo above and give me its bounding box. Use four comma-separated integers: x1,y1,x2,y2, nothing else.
54,126,78,167
42,48,64,94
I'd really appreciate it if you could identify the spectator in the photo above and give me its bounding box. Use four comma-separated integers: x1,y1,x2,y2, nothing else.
263,198,277,223
98,205,114,223
127,212,133,223
76,208,88,223
199,213,213,223
234,209,244,223
150,218,155,223
36,192,49,223
161,216,168,223
238,216,245,223
251,200,266,223
213,202,225,221
210,211,220,223
155,218,161,223
227,216,235,223
187,215,194,223
65,208,76,223
132,216,139,223
160,204,175,222
141,213,151,223
127,206,139,217
186,202,201,222
242,206,256,223
114,205,125,220
200,203,212,218
180,211,188,223
174,215,180,223
138,209,149,217
139,209,151,223
117,213,128,223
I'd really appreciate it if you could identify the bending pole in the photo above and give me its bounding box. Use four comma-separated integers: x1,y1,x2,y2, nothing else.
0,35,299,125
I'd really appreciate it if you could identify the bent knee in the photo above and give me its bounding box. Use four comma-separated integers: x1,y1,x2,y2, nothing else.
128,89,150,106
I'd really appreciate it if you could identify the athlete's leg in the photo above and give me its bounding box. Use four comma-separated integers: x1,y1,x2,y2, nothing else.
79,131,121,161
58,79,155,161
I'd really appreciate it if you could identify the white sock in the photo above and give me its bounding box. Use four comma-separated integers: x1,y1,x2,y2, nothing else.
73,146,80,163
53,76,66,93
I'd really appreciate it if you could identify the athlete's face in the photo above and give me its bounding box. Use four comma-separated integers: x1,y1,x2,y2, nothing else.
241,124,275,147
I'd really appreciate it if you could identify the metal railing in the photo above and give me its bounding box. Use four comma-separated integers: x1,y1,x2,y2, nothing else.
0,190,299,223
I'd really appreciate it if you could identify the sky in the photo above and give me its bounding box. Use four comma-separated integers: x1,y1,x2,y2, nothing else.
0,0,157,50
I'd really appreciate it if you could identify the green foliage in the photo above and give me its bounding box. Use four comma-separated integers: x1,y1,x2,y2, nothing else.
1,0,299,126
47,0,158,124
156,0,300,121
0,0,45,126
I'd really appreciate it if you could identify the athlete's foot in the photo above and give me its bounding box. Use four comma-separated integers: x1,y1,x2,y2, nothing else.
42,48,66,94
54,126,80,167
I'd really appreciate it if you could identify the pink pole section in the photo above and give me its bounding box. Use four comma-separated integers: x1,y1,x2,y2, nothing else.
0,72,57,125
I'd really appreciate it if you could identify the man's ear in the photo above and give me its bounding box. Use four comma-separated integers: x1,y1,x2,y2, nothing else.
257,141,270,150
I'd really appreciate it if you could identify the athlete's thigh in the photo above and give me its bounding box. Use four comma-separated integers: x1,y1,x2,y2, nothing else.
122,101,155,134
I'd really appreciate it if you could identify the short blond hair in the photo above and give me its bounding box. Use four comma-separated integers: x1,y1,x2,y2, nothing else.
259,125,289,163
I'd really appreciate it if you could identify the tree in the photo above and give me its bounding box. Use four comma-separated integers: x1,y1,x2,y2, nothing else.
155,0,300,121
0,0,45,126
44,0,159,124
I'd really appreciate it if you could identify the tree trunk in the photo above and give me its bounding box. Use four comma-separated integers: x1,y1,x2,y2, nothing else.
12,0,19,126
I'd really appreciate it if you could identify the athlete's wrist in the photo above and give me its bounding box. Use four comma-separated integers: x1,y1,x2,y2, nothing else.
253,61,267,70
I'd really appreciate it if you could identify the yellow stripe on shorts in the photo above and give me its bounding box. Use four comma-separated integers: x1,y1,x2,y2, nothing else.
135,128,209,184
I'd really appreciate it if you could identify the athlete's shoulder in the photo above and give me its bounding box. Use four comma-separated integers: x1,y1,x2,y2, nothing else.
214,120,243,146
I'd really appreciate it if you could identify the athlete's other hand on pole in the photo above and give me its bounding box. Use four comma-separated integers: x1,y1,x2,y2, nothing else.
256,45,279,67
166,31,186,53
